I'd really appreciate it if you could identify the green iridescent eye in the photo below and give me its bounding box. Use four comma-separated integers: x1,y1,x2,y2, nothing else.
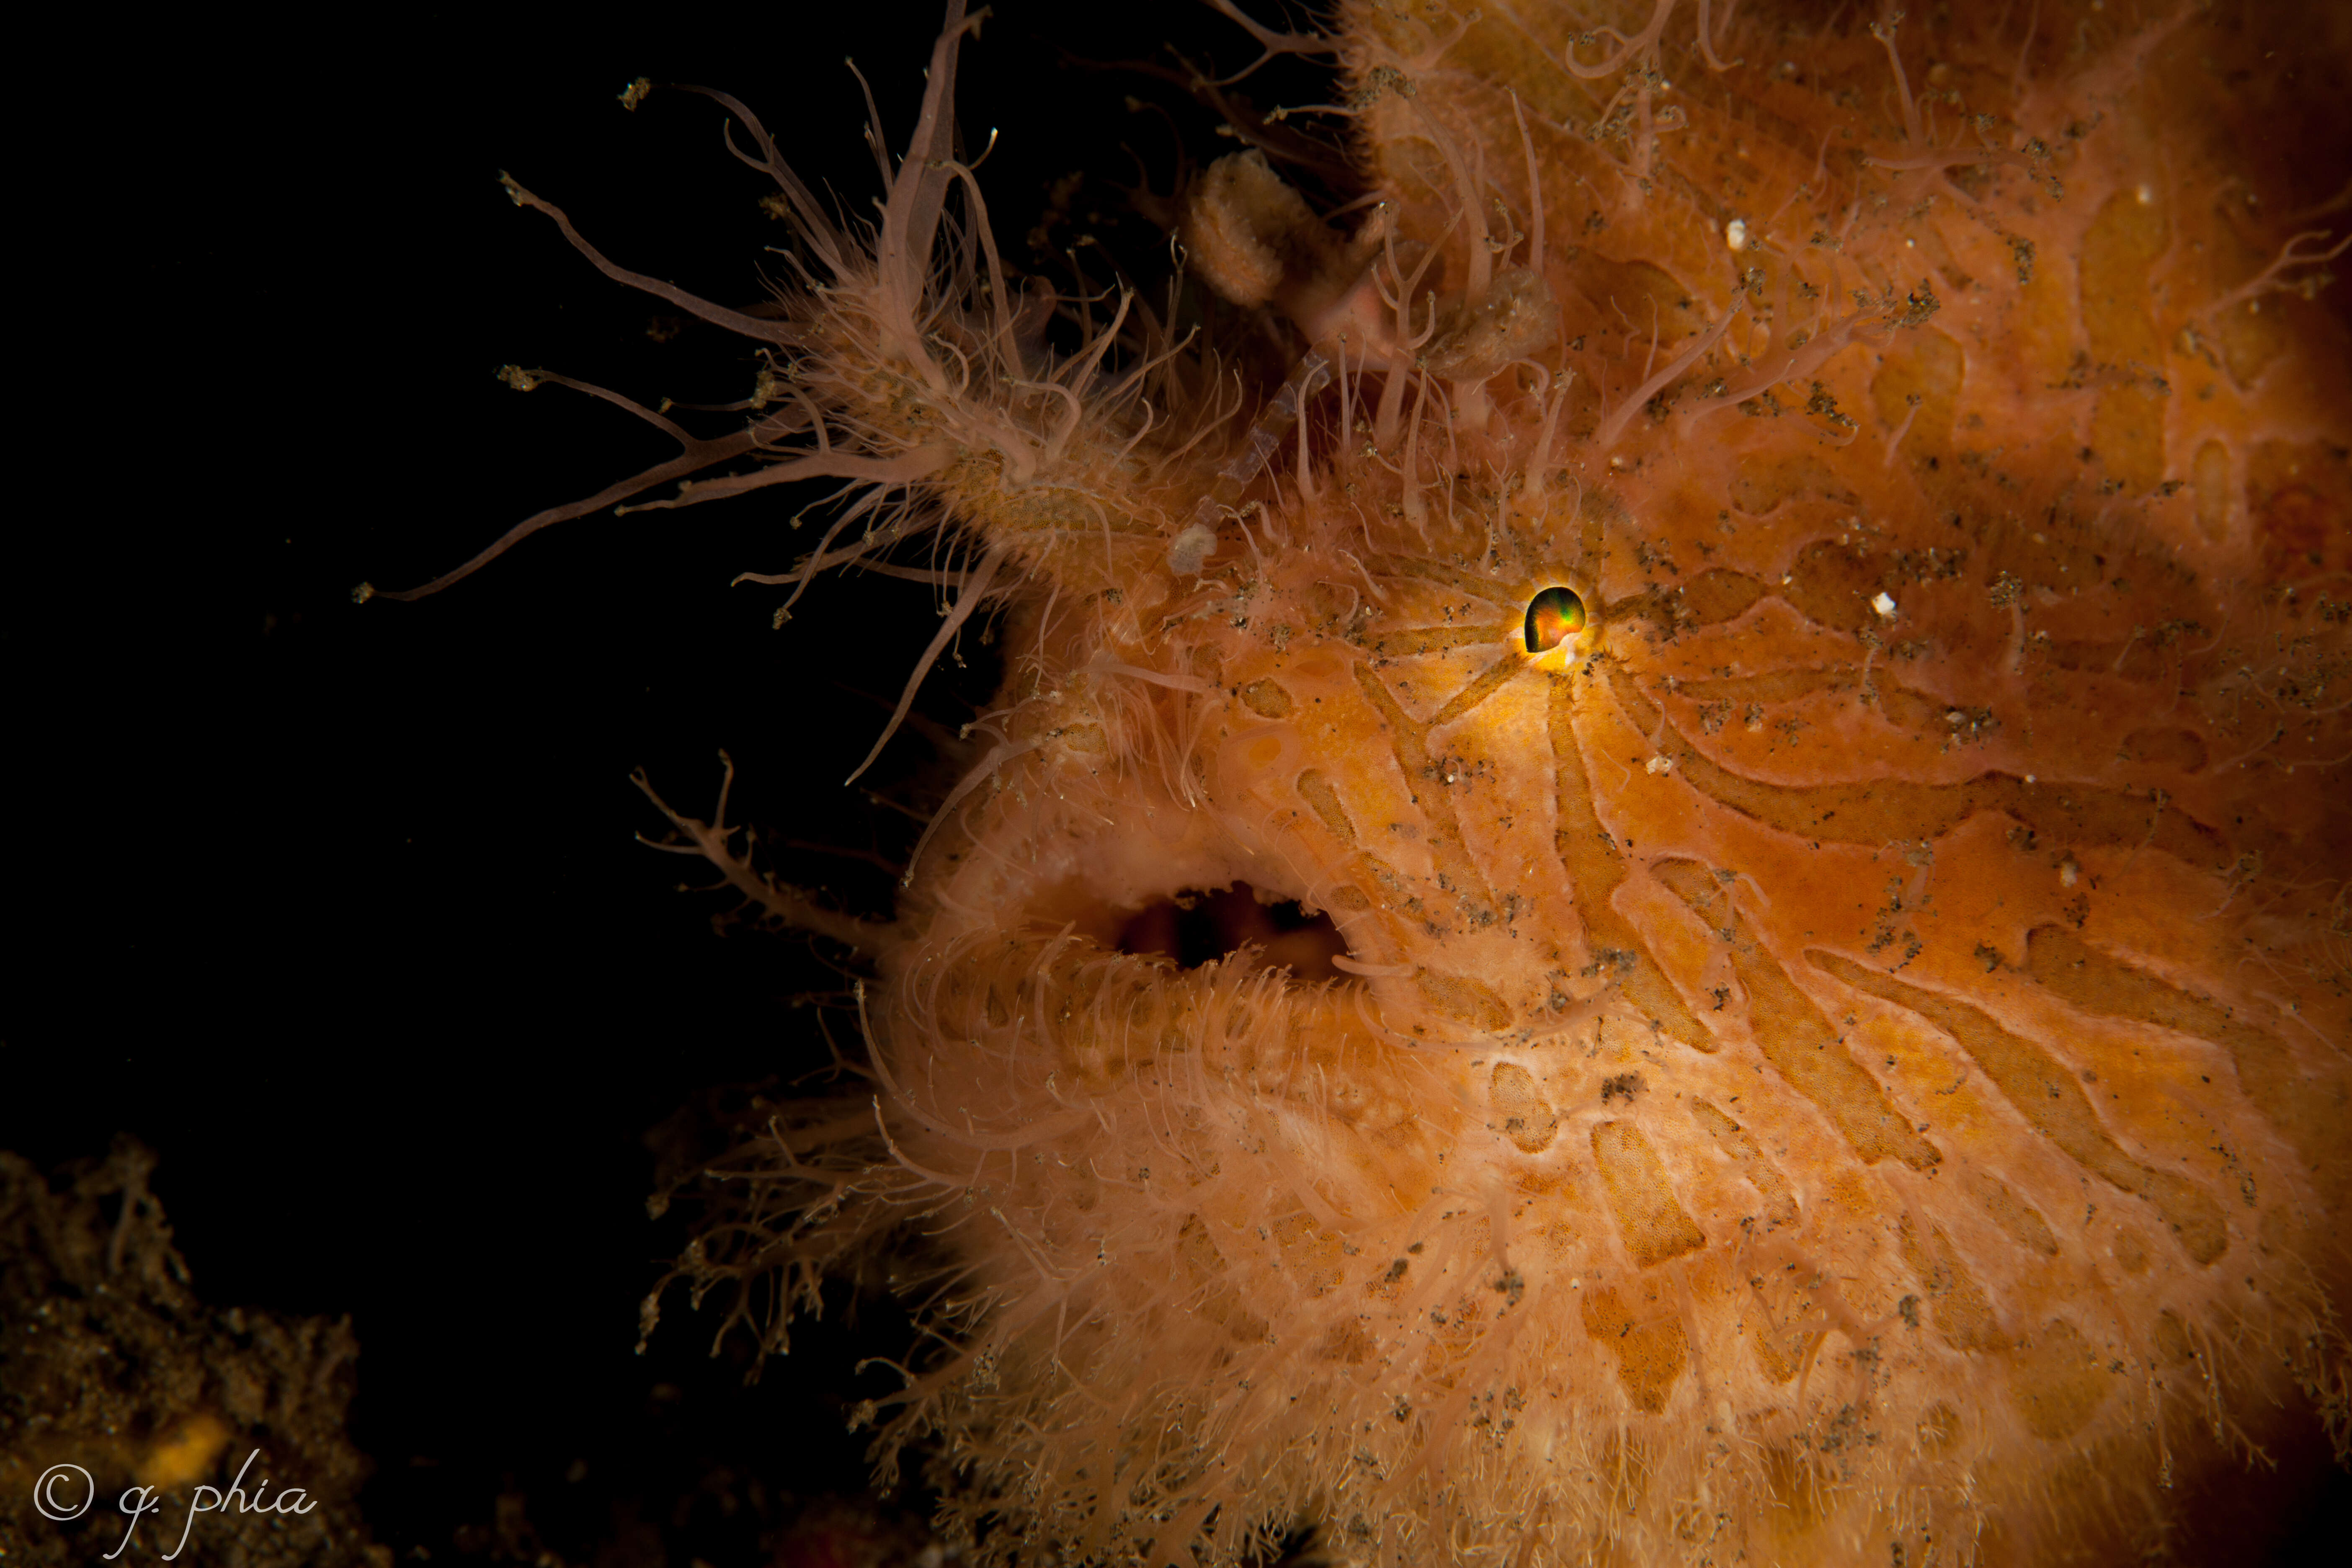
1524,586,1587,653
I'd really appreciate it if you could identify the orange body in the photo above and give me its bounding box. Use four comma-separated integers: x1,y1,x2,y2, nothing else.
467,3,2352,1562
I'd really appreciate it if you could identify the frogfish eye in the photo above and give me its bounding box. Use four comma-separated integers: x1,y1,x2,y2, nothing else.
1523,585,1586,654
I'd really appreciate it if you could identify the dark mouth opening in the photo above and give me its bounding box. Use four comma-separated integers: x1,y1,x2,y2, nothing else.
1116,882,1350,982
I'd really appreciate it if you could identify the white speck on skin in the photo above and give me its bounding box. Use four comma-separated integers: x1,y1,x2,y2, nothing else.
1167,524,1217,575
1872,591,1898,619
1726,218,1749,252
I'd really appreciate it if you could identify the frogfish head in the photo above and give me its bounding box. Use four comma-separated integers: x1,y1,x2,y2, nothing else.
400,1,2352,1562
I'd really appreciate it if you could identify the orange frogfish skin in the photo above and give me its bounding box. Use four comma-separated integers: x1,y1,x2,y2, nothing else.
421,1,2352,1562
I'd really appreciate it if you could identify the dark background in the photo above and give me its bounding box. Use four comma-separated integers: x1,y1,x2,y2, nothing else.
8,0,2347,1561
9,1,1327,1559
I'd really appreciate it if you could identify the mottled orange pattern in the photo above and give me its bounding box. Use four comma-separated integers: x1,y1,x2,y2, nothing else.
420,1,2352,1562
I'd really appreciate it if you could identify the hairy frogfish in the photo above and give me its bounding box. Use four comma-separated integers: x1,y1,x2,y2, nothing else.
384,1,2352,1562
